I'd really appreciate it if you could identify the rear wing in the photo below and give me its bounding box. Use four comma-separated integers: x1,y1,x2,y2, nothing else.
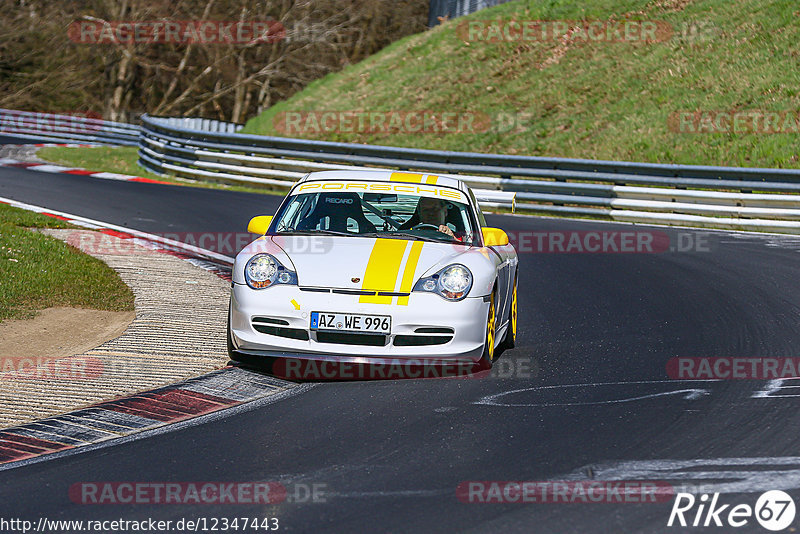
472,189,516,213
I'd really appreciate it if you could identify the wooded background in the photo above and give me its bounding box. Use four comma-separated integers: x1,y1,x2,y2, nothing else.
0,0,427,122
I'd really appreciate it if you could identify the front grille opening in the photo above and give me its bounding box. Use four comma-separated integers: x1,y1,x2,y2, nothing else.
253,324,309,341
252,317,290,326
316,331,386,346
414,327,454,334
393,335,453,346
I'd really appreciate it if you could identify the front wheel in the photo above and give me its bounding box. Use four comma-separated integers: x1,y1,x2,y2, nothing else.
227,305,241,362
478,291,497,370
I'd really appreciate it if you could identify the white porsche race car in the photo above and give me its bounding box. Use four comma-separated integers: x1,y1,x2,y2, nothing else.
228,170,518,370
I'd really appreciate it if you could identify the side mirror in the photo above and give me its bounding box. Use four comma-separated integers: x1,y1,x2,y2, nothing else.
482,227,509,247
247,215,273,235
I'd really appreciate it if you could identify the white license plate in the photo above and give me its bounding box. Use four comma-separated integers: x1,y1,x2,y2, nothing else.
310,311,391,333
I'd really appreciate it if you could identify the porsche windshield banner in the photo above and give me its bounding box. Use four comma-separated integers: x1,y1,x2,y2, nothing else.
292,181,469,203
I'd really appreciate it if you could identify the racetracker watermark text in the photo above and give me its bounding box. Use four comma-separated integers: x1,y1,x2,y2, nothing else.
272,110,540,135
64,230,712,256
457,481,674,503
271,357,537,381
0,356,102,380
0,111,102,134
457,19,673,43
68,20,285,45
669,111,800,134
668,357,800,380
65,231,332,256
0,517,279,533
69,482,326,504
506,230,710,254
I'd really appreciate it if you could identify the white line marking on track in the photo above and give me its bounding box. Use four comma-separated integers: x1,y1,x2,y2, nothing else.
474,380,718,407
752,378,800,398
562,457,800,494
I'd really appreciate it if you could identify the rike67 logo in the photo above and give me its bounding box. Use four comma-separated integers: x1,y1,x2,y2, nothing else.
668,491,796,531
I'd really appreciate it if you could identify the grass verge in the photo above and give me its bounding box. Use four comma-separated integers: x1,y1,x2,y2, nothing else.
0,204,134,321
242,0,800,169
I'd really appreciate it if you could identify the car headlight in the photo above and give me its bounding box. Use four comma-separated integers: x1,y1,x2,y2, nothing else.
413,264,473,301
244,254,297,289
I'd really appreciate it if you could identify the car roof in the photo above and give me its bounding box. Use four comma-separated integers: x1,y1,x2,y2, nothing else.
298,170,466,192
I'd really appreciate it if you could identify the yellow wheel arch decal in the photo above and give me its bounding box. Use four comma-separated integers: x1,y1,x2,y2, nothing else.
511,283,518,337
487,292,496,361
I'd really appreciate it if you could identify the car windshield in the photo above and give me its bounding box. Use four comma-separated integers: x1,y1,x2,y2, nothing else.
272,187,479,245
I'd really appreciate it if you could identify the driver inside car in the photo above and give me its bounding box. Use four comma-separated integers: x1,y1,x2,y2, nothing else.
400,197,461,240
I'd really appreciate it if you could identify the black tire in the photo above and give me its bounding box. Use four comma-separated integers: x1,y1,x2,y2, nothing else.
227,305,242,362
478,290,497,370
499,274,517,351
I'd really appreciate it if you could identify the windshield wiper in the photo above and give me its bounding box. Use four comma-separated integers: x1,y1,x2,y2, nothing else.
278,229,356,237
380,231,450,243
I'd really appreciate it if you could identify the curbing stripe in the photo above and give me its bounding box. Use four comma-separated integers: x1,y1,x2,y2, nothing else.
57,414,140,434
0,448,34,463
27,164,79,173
0,440,48,454
154,390,232,411
5,427,86,446
67,408,159,429
0,367,293,467
0,432,70,450
39,212,70,221
179,383,258,402
0,155,171,185
104,399,191,422
170,388,233,406
27,421,116,443
124,391,227,416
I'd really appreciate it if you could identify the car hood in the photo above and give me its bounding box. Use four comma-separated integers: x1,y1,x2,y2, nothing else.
271,235,468,292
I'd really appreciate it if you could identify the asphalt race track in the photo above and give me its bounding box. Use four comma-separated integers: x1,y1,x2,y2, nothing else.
3,155,800,533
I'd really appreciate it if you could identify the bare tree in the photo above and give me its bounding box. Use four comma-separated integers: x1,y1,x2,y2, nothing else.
0,0,427,123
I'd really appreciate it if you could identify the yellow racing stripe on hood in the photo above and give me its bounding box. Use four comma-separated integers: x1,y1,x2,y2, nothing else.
397,241,424,306
359,239,409,304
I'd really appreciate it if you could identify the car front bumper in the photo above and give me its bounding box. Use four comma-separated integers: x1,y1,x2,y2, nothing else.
229,283,490,364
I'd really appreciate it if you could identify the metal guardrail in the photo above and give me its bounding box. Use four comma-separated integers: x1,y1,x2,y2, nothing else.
0,108,140,146
138,114,800,233
9,108,799,232
427,0,512,27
